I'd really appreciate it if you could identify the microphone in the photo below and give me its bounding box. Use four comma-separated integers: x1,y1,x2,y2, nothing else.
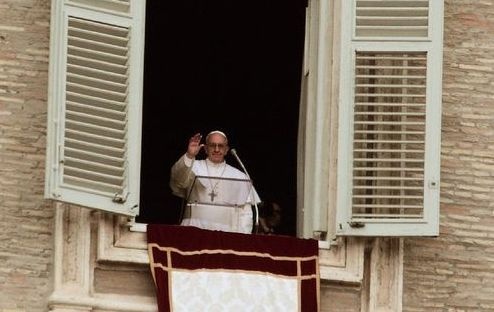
230,148,249,178
230,148,260,232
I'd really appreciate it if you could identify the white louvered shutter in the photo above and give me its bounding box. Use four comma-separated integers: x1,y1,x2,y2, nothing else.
45,0,145,216
336,0,443,236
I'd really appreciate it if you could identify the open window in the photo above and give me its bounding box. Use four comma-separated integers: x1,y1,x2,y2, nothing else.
45,0,443,239
136,1,306,234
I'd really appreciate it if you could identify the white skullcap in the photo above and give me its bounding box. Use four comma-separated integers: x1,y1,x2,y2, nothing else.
206,130,228,141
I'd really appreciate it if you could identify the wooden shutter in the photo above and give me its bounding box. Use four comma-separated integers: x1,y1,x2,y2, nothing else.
45,0,145,216
336,0,443,236
68,0,131,13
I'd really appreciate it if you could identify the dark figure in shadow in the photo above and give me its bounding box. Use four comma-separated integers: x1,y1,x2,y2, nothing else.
257,201,282,235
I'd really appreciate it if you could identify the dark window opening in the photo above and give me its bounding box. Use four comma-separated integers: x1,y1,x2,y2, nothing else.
137,0,307,236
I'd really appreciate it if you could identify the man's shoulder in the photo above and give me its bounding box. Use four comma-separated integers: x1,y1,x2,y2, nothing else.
225,164,248,179
191,158,206,171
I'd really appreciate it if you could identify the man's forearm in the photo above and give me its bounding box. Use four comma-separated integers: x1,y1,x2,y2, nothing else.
170,154,195,196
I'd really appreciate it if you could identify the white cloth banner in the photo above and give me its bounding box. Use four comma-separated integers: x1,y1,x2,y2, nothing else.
147,224,320,312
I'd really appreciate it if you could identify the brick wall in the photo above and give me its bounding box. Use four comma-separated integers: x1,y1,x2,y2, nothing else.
403,0,494,310
0,1,53,311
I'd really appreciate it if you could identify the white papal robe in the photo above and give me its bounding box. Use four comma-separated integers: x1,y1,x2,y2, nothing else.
170,154,261,234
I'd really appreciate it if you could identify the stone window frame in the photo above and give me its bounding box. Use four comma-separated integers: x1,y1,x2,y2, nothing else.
46,1,444,295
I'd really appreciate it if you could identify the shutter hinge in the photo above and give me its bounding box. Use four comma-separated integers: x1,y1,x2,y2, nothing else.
429,180,439,189
313,231,327,241
348,221,365,228
112,192,129,204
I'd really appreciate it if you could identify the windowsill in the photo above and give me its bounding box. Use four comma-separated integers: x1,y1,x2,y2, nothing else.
129,222,147,232
100,214,365,283
128,221,340,250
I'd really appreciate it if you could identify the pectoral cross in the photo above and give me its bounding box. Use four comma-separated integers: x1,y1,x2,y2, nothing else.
208,190,217,202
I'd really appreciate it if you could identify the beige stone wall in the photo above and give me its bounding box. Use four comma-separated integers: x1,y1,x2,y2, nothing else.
320,281,362,312
2,0,494,311
0,0,54,311
403,0,494,311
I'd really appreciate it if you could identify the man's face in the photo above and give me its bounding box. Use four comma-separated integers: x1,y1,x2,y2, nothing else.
205,133,229,163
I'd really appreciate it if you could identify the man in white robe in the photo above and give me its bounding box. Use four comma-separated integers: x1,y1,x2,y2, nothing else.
170,131,260,234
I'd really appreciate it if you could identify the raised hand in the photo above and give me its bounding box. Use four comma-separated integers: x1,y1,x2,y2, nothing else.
185,133,204,159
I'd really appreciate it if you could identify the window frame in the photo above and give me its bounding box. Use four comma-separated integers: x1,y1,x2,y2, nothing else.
45,0,444,246
45,0,443,291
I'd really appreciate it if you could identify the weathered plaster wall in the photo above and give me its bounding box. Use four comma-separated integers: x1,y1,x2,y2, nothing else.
0,0,54,311
403,0,494,310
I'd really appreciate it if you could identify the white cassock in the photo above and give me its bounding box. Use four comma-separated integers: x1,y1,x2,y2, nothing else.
170,154,261,234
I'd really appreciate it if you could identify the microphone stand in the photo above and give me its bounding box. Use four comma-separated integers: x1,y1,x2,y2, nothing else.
230,148,259,234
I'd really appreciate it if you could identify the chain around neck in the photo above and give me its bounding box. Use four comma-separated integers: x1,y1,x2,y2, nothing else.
205,160,227,202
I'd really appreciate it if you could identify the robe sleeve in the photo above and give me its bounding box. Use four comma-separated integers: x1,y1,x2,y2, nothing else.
169,154,196,198
250,187,262,204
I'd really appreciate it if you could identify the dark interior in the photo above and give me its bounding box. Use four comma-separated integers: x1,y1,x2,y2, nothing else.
137,0,307,236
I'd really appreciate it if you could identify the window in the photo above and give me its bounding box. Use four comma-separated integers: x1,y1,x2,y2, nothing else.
137,1,306,235
45,0,443,238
